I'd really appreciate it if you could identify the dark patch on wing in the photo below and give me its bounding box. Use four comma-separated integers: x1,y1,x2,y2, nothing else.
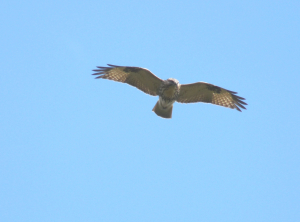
123,67,140,73
206,84,221,93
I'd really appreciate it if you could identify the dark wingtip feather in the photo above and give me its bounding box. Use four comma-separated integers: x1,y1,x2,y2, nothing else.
234,96,247,111
238,100,248,105
107,64,120,67
227,89,238,94
236,102,246,110
92,64,117,77
236,106,242,112
234,95,246,100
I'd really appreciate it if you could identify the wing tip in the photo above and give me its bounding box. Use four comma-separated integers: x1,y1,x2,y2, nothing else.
234,100,247,112
107,64,119,67
92,64,119,77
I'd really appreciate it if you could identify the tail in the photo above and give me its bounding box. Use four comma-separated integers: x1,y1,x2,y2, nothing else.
152,101,173,119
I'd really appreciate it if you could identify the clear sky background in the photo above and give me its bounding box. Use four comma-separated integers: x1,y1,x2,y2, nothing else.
1,0,299,221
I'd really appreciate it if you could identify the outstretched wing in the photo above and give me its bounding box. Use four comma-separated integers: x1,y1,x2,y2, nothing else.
92,64,163,96
176,82,247,111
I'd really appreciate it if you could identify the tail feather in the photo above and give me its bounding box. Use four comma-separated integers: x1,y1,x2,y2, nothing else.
152,101,173,119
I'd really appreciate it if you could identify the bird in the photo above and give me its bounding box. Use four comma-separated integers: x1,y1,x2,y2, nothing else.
92,64,247,119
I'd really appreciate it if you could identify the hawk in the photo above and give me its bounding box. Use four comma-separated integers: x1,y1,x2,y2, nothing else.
92,64,247,118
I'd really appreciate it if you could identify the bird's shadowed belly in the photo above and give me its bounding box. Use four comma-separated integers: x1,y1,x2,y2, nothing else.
162,85,176,98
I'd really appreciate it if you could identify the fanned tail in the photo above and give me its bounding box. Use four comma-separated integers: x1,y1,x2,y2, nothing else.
152,101,173,119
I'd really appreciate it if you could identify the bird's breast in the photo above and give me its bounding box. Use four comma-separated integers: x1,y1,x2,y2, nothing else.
162,85,176,98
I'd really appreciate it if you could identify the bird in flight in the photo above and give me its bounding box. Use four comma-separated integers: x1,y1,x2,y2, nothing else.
92,64,247,119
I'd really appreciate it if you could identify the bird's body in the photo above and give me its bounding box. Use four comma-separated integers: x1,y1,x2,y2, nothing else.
92,64,247,118
152,78,180,118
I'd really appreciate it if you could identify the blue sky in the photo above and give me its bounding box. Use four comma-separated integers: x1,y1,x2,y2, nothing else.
1,0,299,221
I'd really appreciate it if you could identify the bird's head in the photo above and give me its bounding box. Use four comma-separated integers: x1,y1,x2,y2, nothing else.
166,78,179,86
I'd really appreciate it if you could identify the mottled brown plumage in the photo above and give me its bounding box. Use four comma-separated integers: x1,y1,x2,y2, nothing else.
92,64,247,118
